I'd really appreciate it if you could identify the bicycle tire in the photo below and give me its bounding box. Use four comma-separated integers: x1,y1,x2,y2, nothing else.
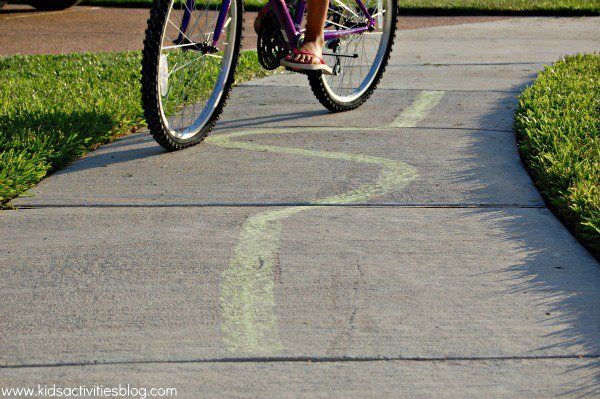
308,0,397,112
141,0,243,151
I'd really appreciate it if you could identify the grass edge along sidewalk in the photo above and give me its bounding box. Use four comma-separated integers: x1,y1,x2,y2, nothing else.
514,53,599,259
0,50,271,207
79,0,600,15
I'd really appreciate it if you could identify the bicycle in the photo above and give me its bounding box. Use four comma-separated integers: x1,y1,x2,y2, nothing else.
141,0,397,150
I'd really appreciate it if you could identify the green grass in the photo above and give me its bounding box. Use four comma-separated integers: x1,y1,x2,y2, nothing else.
397,0,599,14
515,54,599,258
0,50,271,205
80,0,599,14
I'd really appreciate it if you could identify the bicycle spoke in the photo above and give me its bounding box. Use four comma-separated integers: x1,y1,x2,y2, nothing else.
167,18,197,46
168,54,207,76
325,20,351,30
332,0,361,20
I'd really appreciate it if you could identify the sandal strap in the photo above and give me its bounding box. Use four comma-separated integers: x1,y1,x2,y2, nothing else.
291,48,326,65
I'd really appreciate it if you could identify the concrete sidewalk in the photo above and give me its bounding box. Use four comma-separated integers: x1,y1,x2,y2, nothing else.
2,17,600,397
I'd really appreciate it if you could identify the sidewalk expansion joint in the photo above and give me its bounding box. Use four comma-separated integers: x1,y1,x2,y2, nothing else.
13,203,546,209
213,126,514,134
237,62,547,72
2,354,599,369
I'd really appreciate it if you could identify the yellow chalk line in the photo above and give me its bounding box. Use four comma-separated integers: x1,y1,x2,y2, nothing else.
390,90,445,128
208,90,444,355
207,127,418,355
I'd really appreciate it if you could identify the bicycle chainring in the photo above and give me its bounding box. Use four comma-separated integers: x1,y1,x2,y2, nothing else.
257,13,288,70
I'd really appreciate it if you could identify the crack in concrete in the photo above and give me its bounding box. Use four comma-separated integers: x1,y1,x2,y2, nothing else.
12,203,546,209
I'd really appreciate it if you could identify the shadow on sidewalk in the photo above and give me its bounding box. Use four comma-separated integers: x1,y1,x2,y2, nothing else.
58,134,164,175
56,109,328,175
453,80,600,397
214,109,330,131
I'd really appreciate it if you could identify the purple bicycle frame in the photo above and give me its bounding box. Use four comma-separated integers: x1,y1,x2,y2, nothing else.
176,0,374,50
278,0,376,47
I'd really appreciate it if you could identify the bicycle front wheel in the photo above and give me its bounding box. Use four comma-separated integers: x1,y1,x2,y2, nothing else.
142,0,243,151
308,0,397,112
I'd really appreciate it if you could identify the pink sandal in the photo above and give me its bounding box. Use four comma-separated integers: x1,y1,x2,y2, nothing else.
280,48,333,75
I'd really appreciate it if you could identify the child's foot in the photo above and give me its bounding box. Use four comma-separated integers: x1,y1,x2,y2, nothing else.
291,40,324,65
280,40,333,75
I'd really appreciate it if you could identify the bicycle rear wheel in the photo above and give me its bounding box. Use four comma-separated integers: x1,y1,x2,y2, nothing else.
142,0,243,151
308,0,396,112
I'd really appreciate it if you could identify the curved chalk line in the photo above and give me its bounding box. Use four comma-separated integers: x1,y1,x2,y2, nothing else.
206,90,444,355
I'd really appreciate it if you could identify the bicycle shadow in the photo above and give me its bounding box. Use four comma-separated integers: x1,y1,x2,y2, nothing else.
45,109,328,175
214,109,330,131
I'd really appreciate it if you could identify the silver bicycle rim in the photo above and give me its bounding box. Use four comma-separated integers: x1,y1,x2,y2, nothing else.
322,0,393,103
158,0,238,140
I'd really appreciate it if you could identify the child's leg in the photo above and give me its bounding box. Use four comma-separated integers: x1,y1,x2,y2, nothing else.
292,0,329,64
